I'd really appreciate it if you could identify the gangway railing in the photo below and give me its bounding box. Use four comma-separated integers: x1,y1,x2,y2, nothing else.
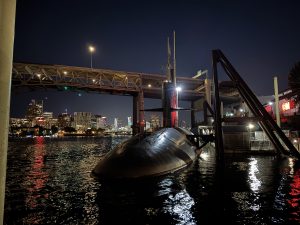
212,49,300,159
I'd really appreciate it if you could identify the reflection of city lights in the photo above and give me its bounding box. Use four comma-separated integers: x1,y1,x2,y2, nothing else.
25,137,48,209
158,178,196,224
248,158,261,193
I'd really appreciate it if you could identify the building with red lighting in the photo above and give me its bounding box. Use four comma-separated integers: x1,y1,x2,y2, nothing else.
263,89,300,130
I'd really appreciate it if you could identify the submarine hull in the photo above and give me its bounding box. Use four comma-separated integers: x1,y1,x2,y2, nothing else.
92,127,198,179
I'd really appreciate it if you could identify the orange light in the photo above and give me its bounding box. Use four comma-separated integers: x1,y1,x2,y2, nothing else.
282,102,290,111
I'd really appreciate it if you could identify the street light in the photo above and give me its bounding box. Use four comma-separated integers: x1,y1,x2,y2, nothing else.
89,45,95,68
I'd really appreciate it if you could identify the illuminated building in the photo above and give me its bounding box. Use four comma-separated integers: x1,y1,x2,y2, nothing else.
58,113,71,128
25,99,43,126
150,114,160,130
73,112,92,131
127,116,132,127
97,116,107,129
262,89,300,129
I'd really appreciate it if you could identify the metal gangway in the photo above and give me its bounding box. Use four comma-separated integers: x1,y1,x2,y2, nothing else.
211,49,300,160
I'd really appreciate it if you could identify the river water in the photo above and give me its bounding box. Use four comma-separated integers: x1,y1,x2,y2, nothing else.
4,136,300,224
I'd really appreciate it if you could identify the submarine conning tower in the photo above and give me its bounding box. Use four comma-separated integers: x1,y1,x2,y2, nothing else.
162,31,179,128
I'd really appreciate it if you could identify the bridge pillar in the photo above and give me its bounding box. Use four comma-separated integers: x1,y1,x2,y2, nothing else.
132,90,144,135
0,0,16,224
191,101,196,128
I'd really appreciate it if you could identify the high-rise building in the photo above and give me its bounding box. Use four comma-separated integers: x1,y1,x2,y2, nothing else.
26,99,43,117
150,114,160,130
58,113,71,128
97,116,107,129
26,100,43,126
114,118,118,130
127,116,132,127
73,112,92,131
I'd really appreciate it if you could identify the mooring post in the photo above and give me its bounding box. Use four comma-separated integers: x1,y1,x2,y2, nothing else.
0,0,16,224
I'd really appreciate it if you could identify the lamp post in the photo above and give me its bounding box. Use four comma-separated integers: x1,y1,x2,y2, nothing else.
89,45,95,68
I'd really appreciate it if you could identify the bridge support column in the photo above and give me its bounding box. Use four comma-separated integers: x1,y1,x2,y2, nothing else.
191,101,196,128
0,0,16,224
132,90,144,135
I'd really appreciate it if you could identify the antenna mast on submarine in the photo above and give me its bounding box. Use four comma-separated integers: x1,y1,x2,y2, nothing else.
167,37,171,81
173,30,176,85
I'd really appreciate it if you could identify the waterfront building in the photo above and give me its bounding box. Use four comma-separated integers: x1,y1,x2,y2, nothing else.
57,113,71,128
9,118,30,128
25,99,43,126
127,116,132,127
73,112,92,132
42,112,56,129
150,114,160,130
97,116,107,129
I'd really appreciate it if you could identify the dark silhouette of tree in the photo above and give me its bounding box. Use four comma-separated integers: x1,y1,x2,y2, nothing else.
288,61,300,102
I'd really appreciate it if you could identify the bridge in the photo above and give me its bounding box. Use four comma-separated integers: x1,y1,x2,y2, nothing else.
12,62,210,134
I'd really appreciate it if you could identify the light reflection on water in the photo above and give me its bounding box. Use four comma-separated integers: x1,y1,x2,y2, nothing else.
4,137,300,224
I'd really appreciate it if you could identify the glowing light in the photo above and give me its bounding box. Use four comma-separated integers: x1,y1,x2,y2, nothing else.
248,123,254,129
282,101,290,111
148,84,152,88
63,71,68,75
89,45,95,53
176,86,182,92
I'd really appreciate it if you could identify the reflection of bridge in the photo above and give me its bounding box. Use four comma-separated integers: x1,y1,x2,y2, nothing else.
12,63,209,134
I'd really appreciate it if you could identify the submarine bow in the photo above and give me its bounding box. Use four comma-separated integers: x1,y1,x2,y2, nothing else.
92,128,198,179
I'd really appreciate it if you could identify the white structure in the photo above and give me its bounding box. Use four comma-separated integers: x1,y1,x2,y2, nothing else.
114,118,118,130
127,116,132,127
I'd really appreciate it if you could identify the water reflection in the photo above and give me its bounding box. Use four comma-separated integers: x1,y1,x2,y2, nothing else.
4,137,300,225
24,137,48,208
159,178,196,225
287,160,300,224
248,158,262,193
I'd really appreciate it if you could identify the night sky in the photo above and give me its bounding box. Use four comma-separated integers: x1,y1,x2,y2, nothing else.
10,0,300,125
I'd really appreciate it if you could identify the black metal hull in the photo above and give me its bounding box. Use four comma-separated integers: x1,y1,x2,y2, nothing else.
92,127,198,179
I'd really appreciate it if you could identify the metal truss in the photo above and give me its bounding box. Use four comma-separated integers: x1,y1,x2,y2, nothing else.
12,63,204,100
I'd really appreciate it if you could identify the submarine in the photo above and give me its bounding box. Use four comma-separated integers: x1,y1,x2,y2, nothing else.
92,35,210,179
91,82,205,179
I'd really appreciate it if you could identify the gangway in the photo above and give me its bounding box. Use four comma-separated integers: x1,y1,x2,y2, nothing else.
212,49,300,159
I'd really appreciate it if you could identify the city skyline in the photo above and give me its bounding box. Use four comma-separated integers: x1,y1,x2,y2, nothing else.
11,0,300,125
10,96,165,126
